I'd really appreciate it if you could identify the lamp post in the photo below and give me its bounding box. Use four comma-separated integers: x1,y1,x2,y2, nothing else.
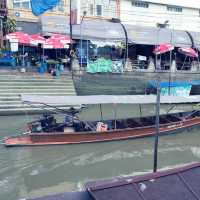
69,0,73,71
80,11,86,69
153,20,169,173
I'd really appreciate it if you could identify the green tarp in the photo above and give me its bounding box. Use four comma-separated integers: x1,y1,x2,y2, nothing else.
87,58,123,73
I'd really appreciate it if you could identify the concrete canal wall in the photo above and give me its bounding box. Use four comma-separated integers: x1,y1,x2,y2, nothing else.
0,71,76,115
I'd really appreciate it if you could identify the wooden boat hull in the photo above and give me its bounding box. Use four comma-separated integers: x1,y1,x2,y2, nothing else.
4,117,200,147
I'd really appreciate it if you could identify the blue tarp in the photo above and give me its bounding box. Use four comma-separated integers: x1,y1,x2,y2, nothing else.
149,80,191,88
31,0,60,16
148,80,194,96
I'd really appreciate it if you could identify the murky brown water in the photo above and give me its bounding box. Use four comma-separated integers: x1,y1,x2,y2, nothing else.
0,104,199,200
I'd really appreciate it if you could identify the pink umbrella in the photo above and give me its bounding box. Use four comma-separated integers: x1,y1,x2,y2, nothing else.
178,47,198,58
6,31,30,44
30,34,45,45
153,44,174,55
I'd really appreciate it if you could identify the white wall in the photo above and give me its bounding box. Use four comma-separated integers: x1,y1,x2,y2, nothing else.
81,0,117,18
121,0,200,32
145,0,200,9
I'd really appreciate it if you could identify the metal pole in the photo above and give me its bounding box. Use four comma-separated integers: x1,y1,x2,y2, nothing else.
80,20,82,68
80,12,86,69
113,103,117,130
153,21,169,172
87,39,89,66
168,49,172,95
99,104,103,121
0,17,3,47
153,78,160,172
69,0,73,71
119,22,128,69
168,26,173,95
153,25,160,173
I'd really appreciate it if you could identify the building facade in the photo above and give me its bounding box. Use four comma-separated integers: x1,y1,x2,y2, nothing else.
80,0,119,20
6,0,119,34
6,0,70,33
120,0,200,32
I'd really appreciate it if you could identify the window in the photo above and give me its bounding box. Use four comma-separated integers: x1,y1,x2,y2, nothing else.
21,1,30,9
89,4,94,15
58,0,64,12
167,5,182,12
132,1,149,8
13,0,31,9
96,4,102,16
13,2,20,8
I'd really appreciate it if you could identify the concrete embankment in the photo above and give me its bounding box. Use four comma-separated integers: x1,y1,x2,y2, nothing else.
0,72,77,115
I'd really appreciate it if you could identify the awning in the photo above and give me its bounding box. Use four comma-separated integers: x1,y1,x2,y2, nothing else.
72,20,125,41
40,16,193,47
125,24,192,47
21,94,200,105
172,30,192,47
41,16,125,41
189,31,200,49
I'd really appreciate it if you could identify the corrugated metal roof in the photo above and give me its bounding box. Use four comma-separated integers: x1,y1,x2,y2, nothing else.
125,24,192,47
87,163,200,200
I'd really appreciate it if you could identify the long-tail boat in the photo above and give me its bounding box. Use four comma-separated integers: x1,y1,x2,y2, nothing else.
4,95,200,147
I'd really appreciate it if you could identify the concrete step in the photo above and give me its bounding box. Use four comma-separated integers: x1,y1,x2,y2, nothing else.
0,91,76,95
0,103,78,108
0,85,74,88
0,93,75,98
0,100,22,104
0,88,75,92
0,106,81,115
0,73,76,115
0,79,74,83
0,80,73,85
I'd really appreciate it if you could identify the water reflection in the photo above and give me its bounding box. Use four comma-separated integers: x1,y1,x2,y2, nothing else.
0,104,199,199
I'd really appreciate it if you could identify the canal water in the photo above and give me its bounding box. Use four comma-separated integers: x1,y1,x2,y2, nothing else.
0,104,200,200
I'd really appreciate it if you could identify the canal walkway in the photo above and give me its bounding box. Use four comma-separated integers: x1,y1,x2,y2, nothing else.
0,70,77,115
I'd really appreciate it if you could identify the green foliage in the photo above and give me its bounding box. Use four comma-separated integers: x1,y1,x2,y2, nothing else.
3,17,16,34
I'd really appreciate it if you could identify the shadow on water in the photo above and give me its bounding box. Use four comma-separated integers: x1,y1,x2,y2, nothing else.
0,104,200,199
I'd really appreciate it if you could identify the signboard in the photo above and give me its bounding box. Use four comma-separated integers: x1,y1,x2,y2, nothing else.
10,38,18,52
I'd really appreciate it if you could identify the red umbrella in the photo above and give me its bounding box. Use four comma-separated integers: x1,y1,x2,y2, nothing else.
30,34,45,45
6,31,30,44
178,47,198,58
153,44,174,55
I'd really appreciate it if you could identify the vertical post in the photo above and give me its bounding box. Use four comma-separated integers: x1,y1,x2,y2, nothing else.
119,22,128,69
80,12,86,69
153,77,160,172
168,26,173,95
139,104,142,118
153,20,169,173
99,104,103,121
0,17,3,47
113,103,117,130
69,0,73,71
87,39,89,66
168,49,172,95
